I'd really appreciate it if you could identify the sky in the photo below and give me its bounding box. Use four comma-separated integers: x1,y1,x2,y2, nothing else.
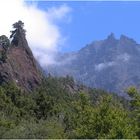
0,0,140,67
37,1,140,52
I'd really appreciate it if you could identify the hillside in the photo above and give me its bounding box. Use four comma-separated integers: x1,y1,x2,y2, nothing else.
47,33,140,96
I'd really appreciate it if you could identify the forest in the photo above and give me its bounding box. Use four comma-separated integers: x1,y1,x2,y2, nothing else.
0,76,139,139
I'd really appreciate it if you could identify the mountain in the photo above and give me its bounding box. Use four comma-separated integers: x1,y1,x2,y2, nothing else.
0,22,139,139
47,33,140,96
0,21,43,91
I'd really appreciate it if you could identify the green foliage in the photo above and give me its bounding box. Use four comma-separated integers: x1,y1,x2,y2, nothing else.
127,86,138,97
66,93,136,139
127,87,140,138
93,97,136,139
2,119,66,139
0,77,139,138
34,91,57,119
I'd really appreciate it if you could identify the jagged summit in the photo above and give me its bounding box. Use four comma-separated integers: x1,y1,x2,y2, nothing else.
107,33,116,40
0,21,43,91
106,33,136,43
120,34,129,40
119,34,137,44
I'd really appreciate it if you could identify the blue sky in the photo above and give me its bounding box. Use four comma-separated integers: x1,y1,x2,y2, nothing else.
37,1,140,52
0,1,140,66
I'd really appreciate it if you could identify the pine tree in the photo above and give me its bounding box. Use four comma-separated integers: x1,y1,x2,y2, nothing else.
10,20,26,46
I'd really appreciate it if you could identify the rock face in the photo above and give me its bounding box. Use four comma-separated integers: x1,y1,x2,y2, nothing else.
0,21,43,91
47,33,140,96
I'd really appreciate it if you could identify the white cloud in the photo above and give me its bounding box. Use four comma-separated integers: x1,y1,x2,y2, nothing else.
95,53,131,71
95,61,115,71
0,0,71,66
46,4,72,22
117,53,130,62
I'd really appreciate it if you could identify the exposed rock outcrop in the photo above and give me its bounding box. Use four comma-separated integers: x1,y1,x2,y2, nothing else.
0,21,43,91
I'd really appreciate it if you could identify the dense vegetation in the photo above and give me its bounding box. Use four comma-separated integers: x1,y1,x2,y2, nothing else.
0,76,139,139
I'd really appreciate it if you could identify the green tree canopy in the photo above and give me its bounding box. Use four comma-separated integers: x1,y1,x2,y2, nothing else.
127,87,140,138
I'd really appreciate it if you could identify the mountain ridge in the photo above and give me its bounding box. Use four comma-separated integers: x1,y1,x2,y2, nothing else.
47,33,140,96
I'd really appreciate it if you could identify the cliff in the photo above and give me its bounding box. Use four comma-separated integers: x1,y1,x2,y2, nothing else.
0,21,43,91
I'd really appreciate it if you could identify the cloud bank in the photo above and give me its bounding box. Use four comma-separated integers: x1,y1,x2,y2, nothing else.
95,53,131,71
95,61,115,71
0,0,71,66
117,53,130,62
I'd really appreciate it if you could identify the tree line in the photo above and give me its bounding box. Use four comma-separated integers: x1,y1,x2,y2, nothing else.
0,76,139,138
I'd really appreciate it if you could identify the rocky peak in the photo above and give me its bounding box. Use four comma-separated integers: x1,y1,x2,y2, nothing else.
0,21,43,92
120,34,129,40
101,33,118,49
106,33,117,43
119,34,137,45
107,33,115,40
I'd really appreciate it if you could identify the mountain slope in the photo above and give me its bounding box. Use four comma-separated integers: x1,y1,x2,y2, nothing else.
47,33,140,95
